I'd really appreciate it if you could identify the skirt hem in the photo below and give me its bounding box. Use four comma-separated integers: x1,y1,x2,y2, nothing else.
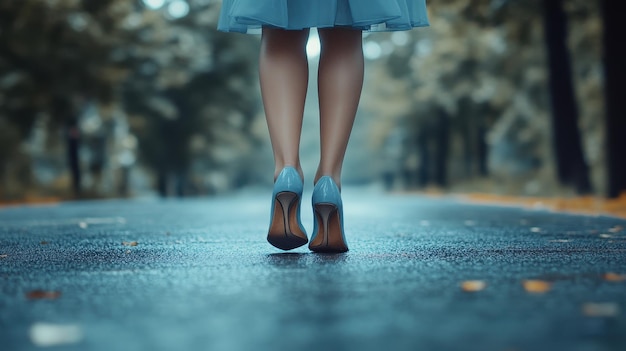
218,0,430,34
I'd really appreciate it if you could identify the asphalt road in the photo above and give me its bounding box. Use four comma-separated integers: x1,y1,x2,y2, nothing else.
1,188,625,351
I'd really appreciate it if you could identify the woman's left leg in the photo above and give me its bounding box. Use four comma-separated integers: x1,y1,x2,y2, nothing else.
308,28,363,253
315,28,365,187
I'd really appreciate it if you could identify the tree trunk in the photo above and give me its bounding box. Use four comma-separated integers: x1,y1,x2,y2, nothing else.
157,171,168,197
459,99,474,178
66,119,81,197
477,123,489,177
417,128,430,187
434,109,450,187
602,0,626,198
543,0,591,194
476,104,491,177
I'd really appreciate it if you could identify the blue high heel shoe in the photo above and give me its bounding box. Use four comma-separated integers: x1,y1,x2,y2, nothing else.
267,167,308,250
309,176,348,253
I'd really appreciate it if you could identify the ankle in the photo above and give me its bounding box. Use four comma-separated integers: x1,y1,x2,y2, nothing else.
314,172,341,189
275,164,304,181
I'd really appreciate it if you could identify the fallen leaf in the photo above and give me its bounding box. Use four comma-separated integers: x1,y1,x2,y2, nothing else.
461,280,486,292
26,290,61,300
582,303,620,317
609,225,623,233
523,280,551,293
122,241,138,246
604,272,626,282
30,323,82,347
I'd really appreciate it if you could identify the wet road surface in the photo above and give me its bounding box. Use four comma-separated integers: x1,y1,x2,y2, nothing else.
1,188,625,351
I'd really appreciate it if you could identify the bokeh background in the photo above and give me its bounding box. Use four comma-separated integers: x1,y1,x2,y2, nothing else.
1,0,624,204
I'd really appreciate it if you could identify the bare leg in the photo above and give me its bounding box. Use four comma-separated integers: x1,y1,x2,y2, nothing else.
315,28,364,187
260,28,310,180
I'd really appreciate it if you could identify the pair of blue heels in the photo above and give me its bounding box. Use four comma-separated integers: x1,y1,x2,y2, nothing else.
267,167,348,253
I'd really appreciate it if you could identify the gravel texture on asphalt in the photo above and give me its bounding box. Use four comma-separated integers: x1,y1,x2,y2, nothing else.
1,188,625,351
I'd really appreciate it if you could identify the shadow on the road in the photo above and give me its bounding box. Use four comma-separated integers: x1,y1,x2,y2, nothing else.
265,252,348,267
309,253,349,264
265,253,308,267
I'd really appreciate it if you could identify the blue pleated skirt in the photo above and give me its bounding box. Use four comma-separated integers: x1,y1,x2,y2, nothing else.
218,0,429,33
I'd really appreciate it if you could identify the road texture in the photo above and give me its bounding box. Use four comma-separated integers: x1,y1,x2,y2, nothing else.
1,188,625,351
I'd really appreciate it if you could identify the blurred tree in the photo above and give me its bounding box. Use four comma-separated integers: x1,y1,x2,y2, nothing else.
602,0,626,198
1,0,609,199
365,0,603,196
380,0,508,189
0,0,133,197
0,0,262,199
121,9,261,196
52,97,82,195
0,119,31,198
543,0,591,194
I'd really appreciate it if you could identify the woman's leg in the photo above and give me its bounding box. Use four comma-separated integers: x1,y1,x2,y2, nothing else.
315,28,364,187
259,28,310,180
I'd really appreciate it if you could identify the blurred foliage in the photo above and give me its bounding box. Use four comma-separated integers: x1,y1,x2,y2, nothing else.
362,0,605,196
0,0,615,200
0,0,261,199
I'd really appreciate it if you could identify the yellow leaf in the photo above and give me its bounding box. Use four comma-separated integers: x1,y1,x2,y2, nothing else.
523,280,551,293
604,272,626,282
461,280,487,292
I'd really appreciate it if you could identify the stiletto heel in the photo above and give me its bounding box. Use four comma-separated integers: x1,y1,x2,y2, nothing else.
267,167,308,250
309,177,348,253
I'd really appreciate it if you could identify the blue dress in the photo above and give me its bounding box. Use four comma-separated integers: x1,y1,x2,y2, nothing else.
218,0,429,33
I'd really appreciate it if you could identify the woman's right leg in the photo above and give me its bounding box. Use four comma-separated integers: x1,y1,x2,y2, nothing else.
259,28,310,180
315,28,364,188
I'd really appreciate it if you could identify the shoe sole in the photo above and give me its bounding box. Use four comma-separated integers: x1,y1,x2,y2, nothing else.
309,203,348,253
267,192,308,250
